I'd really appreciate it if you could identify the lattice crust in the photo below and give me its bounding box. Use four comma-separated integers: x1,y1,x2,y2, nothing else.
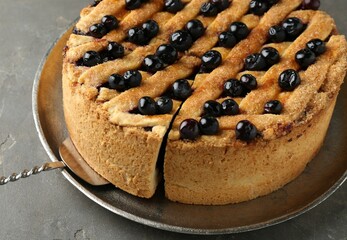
171,10,346,140
64,0,347,139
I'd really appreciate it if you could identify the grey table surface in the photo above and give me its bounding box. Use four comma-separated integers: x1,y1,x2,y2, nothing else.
0,0,346,239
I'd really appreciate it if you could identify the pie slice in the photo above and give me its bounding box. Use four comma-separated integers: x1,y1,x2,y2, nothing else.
62,0,347,204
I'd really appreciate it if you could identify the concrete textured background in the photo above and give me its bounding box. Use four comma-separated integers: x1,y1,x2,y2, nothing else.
0,0,346,239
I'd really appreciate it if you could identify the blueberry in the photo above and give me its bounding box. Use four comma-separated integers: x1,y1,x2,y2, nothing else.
282,17,305,39
295,48,316,69
101,15,119,31
223,79,245,97
156,96,173,114
142,20,159,39
200,2,219,17
123,70,142,88
235,120,258,141
142,55,164,73
201,50,222,72
108,74,127,91
125,0,142,10
155,44,178,65
179,119,200,140
249,0,269,16
306,39,326,55
268,25,286,43
301,0,320,10
164,0,184,13
91,0,102,7
244,53,267,71
218,31,237,48
172,79,192,100
185,19,205,40
82,51,102,67
107,42,124,59
203,100,223,117
138,96,157,115
72,27,85,35
128,27,148,45
169,30,193,52
230,22,249,40
260,47,280,66
89,23,108,38
268,0,279,4
264,100,283,114
99,50,111,63
240,74,257,90
221,99,239,115
199,116,220,135
278,69,301,91
211,0,230,11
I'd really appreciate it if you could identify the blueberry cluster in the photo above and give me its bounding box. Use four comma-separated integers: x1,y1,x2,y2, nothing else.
295,39,326,69
200,0,230,17
202,99,239,117
88,15,119,38
249,0,279,16
218,22,250,48
179,117,219,140
244,47,280,71
125,0,147,10
223,74,258,97
104,70,142,91
142,19,205,73
128,20,159,45
179,118,259,142
278,39,326,91
136,79,192,114
170,19,205,52
164,0,185,13
268,17,305,43
142,44,178,73
77,42,125,67
137,96,174,115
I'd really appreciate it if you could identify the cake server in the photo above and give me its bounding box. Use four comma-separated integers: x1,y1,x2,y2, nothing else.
0,138,109,186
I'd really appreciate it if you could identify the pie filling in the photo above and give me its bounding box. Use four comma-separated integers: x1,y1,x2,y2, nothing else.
64,0,346,197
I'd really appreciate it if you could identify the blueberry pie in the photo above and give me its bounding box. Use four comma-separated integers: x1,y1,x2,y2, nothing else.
63,0,347,205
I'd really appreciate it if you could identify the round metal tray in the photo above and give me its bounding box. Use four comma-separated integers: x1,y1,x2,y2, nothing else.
32,27,347,235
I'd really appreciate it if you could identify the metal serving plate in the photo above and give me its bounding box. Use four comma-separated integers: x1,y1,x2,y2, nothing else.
32,27,347,235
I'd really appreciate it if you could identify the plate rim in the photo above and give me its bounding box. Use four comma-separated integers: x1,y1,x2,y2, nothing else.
31,24,347,235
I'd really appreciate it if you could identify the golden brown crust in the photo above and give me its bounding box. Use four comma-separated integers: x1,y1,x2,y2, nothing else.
62,0,347,204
